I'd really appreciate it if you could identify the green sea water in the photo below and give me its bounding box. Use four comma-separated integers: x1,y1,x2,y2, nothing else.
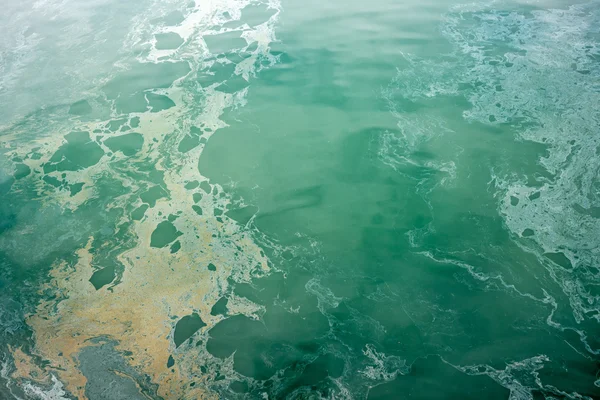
1,0,600,398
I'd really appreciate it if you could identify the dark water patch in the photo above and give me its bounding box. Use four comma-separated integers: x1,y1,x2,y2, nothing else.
279,354,345,398
173,313,206,348
167,355,175,368
116,92,148,114
43,131,104,173
147,93,175,112
42,175,61,187
103,61,191,99
207,263,217,271
192,205,203,215
573,203,600,218
107,118,128,132
197,62,236,87
544,252,572,269
69,182,84,196
0,207,17,236
225,51,251,64
522,228,534,237
13,164,30,180
179,126,204,153
104,133,144,156
89,265,115,290
178,134,201,153
28,151,42,161
229,380,248,393
205,296,332,383
0,177,14,195
68,100,92,115
211,296,228,316
215,75,249,94
155,32,184,50
203,31,247,55
129,116,140,128
206,314,267,359
140,185,168,207
184,180,199,189
131,204,149,221
169,240,181,254
162,10,185,26
150,221,181,248
225,205,257,225
199,181,211,194
255,185,325,224
240,3,277,27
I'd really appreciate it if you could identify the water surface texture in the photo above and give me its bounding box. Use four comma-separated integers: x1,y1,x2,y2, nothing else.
1,0,600,398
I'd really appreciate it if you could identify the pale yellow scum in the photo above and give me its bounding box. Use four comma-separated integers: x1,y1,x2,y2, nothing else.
3,1,282,395
5,87,270,400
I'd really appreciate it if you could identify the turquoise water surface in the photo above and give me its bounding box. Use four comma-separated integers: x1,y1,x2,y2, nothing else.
1,0,600,398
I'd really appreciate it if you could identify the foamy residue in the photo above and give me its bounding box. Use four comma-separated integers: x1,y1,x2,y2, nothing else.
444,2,600,326
360,344,408,382
385,0,600,349
377,1,600,395
0,0,282,397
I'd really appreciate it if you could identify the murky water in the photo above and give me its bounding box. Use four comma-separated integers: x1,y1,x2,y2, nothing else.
1,0,599,398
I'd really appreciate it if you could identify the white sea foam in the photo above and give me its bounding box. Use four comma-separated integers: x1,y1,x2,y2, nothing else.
22,376,69,400
305,278,343,311
384,0,600,353
448,355,550,400
1,357,23,400
444,2,600,328
448,353,595,400
360,344,409,381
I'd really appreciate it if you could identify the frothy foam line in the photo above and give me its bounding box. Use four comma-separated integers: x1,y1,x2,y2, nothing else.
360,344,409,382
444,354,595,400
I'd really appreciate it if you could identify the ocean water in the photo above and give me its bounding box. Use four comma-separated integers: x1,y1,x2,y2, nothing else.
0,0,599,398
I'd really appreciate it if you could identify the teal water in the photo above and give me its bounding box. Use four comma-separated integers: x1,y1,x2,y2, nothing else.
1,0,599,398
